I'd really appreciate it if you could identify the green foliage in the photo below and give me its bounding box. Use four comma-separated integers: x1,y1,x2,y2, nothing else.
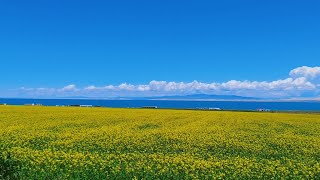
0,152,19,180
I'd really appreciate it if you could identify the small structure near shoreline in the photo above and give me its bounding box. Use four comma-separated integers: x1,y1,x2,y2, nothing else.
209,108,222,111
68,105,93,107
24,103,43,106
257,109,271,112
80,105,93,107
142,106,158,109
69,105,80,107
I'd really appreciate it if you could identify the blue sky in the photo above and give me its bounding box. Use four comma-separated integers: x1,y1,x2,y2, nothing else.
1,0,320,98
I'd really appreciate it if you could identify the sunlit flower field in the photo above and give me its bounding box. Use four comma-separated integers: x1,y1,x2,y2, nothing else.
0,106,320,179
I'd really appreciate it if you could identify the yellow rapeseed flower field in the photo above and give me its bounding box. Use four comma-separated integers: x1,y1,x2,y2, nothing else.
0,106,320,179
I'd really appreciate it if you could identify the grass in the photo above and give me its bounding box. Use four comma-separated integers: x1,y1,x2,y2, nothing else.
0,106,320,179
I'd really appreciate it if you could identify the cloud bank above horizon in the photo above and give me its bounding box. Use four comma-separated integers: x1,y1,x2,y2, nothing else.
15,66,320,99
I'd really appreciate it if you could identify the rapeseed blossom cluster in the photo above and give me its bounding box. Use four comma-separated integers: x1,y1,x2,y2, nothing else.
0,106,320,179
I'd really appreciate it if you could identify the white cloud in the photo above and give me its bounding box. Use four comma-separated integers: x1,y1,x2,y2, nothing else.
60,84,77,91
220,77,315,91
84,85,97,90
290,66,320,79
16,66,320,98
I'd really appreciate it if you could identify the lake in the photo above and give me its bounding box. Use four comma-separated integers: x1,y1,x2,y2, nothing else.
1,98,320,111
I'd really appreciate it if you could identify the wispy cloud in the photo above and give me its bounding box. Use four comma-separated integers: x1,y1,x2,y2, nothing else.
14,66,320,98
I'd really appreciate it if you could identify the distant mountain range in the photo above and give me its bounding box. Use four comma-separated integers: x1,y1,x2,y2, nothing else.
148,94,256,100
55,94,257,101
106,94,258,101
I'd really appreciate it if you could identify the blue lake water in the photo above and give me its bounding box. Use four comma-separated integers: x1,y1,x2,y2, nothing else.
0,98,320,111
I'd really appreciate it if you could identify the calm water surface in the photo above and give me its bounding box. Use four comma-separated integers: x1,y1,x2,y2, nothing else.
1,98,320,111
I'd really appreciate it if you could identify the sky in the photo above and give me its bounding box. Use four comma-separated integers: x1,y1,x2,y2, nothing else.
0,0,320,98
